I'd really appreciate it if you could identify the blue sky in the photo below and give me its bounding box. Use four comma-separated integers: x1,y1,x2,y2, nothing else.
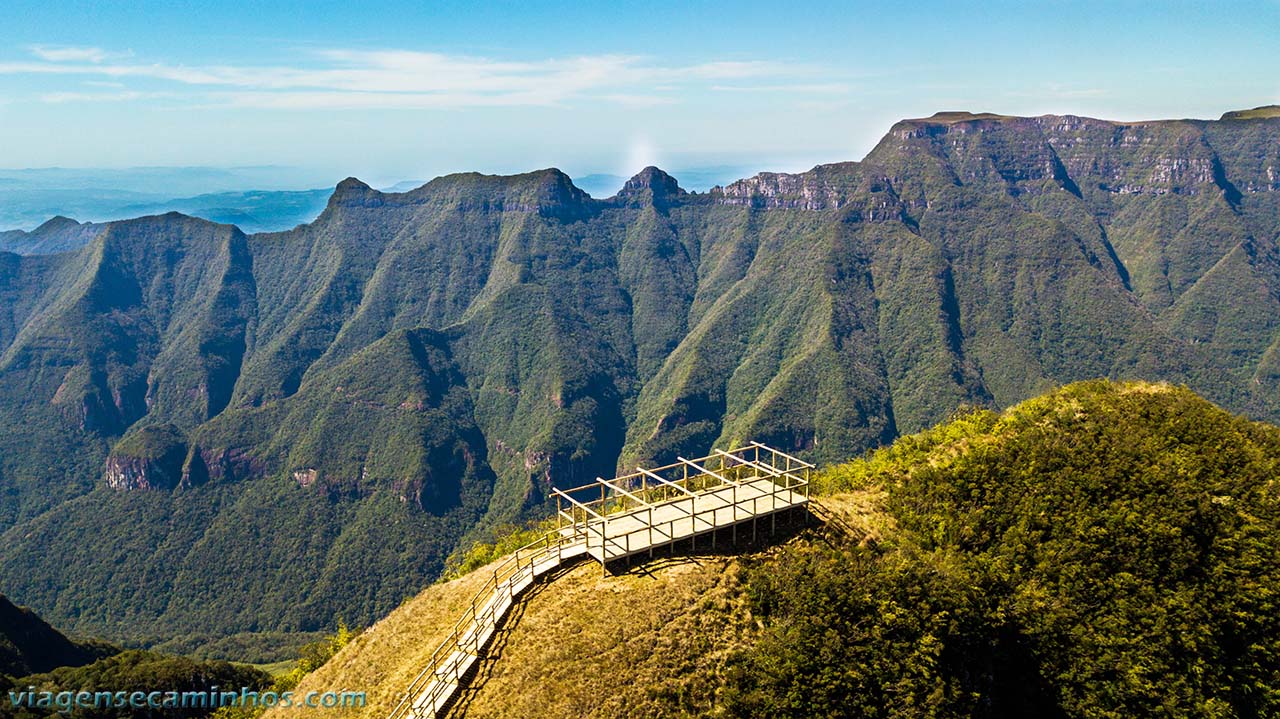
0,0,1277,188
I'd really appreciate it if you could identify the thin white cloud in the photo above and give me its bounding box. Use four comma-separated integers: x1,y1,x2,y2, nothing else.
40,90,178,103
29,45,120,63
0,47,840,110
214,90,559,110
686,61,801,79
711,83,853,94
598,94,679,108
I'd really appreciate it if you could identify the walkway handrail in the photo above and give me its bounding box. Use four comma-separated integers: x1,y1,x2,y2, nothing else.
595,476,653,507
679,455,736,486
636,466,699,497
550,487,607,520
386,529,576,719
748,441,817,469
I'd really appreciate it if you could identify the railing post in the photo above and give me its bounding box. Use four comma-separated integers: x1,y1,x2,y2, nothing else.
690,495,696,551
732,482,738,546
452,639,460,682
649,507,655,559
771,477,778,535
711,500,716,549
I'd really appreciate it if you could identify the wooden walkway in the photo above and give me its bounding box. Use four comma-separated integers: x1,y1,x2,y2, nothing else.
388,442,812,719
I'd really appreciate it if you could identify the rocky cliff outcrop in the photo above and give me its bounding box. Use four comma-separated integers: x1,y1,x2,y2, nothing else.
104,455,182,490
102,424,189,491
612,166,686,209
715,165,858,210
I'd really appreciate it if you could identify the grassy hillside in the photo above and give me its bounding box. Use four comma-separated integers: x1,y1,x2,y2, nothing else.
1220,105,1280,121
264,554,763,719
270,381,1280,718
731,380,1280,717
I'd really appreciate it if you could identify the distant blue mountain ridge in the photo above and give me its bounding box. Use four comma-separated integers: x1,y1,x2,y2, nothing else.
0,165,764,251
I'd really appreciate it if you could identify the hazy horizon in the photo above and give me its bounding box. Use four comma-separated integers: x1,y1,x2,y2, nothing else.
2,0,1277,188
0,162,771,231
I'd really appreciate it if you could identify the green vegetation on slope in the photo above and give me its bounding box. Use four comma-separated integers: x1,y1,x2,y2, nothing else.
211,624,358,719
0,595,266,719
0,651,270,719
728,380,1280,717
1220,105,1280,121
0,594,114,677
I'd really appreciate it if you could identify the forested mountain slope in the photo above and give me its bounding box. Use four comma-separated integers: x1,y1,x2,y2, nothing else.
1,109,1277,650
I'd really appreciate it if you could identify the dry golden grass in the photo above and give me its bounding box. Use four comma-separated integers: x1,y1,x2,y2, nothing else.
264,494,881,719
262,566,494,719
811,490,892,543
450,555,755,719
261,553,757,719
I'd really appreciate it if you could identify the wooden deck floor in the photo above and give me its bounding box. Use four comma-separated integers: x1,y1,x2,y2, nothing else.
574,477,808,563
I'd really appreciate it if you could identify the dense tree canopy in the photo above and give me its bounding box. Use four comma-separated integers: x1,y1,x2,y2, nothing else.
728,381,1280,718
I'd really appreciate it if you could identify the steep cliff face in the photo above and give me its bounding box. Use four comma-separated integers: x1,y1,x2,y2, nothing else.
2,109,1279,648
104,456,179,491
715,163,862,210
102,424,189,491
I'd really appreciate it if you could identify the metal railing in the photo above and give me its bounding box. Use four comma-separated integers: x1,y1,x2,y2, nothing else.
386,530,579,719
387,442,814,719
552,442,813,566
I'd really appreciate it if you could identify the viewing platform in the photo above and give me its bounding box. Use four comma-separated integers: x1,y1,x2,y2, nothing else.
552,442,812,568
390,441,813,719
